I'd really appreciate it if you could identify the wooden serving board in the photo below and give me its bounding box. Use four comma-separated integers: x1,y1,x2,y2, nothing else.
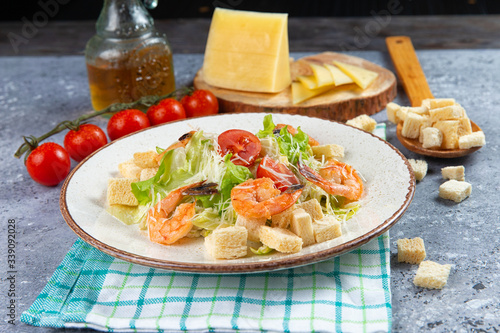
193,52,396,122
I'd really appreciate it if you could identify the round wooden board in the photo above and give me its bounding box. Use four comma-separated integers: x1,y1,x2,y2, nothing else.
194,52,397,122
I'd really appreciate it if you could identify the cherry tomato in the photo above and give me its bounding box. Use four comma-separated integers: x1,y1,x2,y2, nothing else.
181,89,219,118
256,156,300,192
107,109,150,141
218,129,261,167
146,98,186,125
64,124,108,162
26,142,71,186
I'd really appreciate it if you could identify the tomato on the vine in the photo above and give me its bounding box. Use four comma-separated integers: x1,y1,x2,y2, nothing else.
107,109,150,141
147,98,186,125
26,142,71,186
256,156,300,192
218,129,261,167
181,89,219,118
64,124,107,162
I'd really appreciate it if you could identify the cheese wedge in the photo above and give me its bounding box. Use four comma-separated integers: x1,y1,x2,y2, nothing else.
324,64,354,86
309,63,334,88
292,82,333,104
333,61,378,89
202,8,291,93
297,75,317,90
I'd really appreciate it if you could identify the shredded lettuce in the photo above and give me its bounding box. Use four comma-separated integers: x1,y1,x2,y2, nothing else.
250,245,274,255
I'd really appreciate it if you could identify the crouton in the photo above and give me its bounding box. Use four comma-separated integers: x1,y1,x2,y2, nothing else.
271,206,295,229
396,107,409,123
346,114,377,133
441,166,465,181
458,131,485,149
422,98,456,109
457,117,473,137
205,226,248,259
133,151,160,168
397,237,426,264
296,199,324,221
312,216,342,243
408,159,427,181
139,167,159,181
118,159,142,179
407,106,429,116
312,144,344,160
107,178,139,206
235,216,267,243
413,260,452,289
420,127,443,149
259,226,302,253
289,208,315,246
386,102,401,124
433,120,460,149
401,112,425,139
429,105,464,123
418,115,434,144
439,180,471,203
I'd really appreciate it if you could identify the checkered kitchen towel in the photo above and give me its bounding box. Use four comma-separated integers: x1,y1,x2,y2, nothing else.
22,125,392,332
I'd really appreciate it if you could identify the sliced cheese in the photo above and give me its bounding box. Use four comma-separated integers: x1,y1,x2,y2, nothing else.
292,81,333,104
202,8,291,93
324,64,354,86
333,61,378,89
309,63,334,88
297,75,317,90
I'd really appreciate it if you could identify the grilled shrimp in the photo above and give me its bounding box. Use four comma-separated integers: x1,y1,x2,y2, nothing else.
231,177,303,219
156,131,197,163
298,159,363,201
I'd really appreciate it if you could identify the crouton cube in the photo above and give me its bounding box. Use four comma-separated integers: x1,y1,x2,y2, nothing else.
439,180,471,203
433,120,460,149
397,237,426,264
421,127,443,149
139,167,159,181
133,151,160,168
312,144,344,160
289,208,315,246
107,178,139,206
396,107,409,123
259,226,303,253
407,106,429,116
413,261,452,289
346,114,377,133
457,117,473,137
401,112,424,139
418,115,434,144
386,102,401,124
422,98,456,109
118,159,142,179
408,159,428,181
271,206,295,229
429,105,464,123
296,199,324,221
235,216,267,243
313,215,342,243
458,131,485,149
441,166,465,181
205,226,248,259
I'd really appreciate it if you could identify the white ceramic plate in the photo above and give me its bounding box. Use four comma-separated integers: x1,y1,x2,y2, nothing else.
61,113,415,273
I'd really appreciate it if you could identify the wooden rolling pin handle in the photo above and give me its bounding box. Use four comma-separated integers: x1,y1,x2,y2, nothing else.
386,36,434,107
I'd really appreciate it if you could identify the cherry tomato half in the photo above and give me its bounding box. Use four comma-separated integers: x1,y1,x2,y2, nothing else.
64,124,108,162
218,129,261,167
181,89,219,118
26,142,71,186
107,109,150,141
256,156,300,192
146,98,186,126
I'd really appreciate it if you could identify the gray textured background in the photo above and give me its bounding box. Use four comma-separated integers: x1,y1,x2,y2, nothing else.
0,50,499,332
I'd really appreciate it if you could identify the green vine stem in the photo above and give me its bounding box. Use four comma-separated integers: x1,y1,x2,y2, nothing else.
14,87,193,161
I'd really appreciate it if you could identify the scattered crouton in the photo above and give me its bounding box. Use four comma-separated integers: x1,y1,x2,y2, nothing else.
118,159,142,179
235,216,267,243
413,260,452,289
346,114,377,133
289,208,315,246
397,237,426,264
312,144,344,160
107,178,139,206
259,226,302,254
441,166,465,181
312,215,342,243
408,159,428,181
133,151,160,168
205,226,248,259
439,180,471,203
458,131,485,149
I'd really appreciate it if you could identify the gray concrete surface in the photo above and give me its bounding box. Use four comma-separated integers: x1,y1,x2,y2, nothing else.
0,51,499,332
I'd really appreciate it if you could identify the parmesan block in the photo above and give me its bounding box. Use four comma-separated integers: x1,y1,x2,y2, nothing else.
458,131,485,149
205,226,248,259
401,112,424,139
333,61,378,89
202,8,291,93
413,261,452,289
397,237,426,264
441,166,465,181
324,64,354,86
386,102,401,124
309,63,335,88
439,180,471,203
433,120,460,149
408,159,427,181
